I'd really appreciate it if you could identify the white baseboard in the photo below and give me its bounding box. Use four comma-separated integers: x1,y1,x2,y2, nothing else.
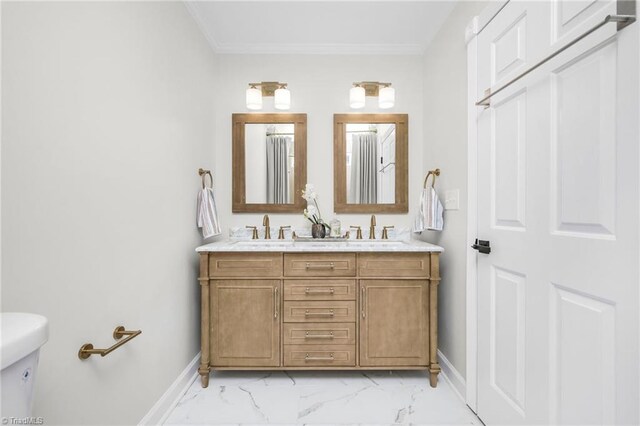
438,349,466,404
139,353,200,425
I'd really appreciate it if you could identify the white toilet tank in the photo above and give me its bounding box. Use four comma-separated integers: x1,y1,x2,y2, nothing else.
1,313,49,418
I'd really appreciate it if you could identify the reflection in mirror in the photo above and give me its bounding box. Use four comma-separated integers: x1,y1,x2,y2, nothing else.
346,123,396,204
334,113,407,213
233,113,306,213
244,123,295,204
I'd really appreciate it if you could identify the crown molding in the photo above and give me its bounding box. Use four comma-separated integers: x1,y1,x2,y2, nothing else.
184,1,219,53
213,42,425,55
183,1,426,55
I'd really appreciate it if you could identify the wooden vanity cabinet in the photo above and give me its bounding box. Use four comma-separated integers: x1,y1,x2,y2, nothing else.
359,279,429,367
198,251,441,388
210,280,280,367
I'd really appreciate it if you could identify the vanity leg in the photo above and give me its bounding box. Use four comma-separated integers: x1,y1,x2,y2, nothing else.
428,253,441,388
199,254,211,388
428,365,441,388
199,367,210,387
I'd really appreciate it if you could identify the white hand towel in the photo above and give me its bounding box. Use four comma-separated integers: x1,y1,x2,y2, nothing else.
197,187,222,238
413,187,444,233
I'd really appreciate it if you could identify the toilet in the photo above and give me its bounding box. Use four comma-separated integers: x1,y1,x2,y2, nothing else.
1,313,49,417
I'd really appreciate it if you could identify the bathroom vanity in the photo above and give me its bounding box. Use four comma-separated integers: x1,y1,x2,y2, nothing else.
196,240,443,388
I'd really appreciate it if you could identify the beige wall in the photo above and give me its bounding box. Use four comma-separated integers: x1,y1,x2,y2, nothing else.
1,2,216,424
212,54,424,235
421,0,488,379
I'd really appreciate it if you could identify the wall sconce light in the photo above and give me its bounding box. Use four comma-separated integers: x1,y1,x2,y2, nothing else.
246,82,290,110
350,81,395,109
246,85,262,110
349,85,366,109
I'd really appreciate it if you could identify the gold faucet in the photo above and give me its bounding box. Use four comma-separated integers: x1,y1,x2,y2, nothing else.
246,226,258,239
263,214,271,239
350,225,363,240
382,225,394,240
369,215,376,239
278,225,291,240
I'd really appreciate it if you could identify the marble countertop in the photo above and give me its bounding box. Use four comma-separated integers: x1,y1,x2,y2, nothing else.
196,239,444,253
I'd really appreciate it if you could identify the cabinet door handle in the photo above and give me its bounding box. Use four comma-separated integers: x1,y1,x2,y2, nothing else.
361,286,366,319
305,309,334,317
305,353,334,361
305,262,335,270
274,287,279,319
305,287,335,295
305,331,334,339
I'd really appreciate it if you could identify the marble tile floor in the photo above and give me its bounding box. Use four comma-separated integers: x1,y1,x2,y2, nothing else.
164,370,481,425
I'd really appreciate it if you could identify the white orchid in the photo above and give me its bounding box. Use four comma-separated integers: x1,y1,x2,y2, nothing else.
301,183,329,230
305,204,318,217
301,184,317,202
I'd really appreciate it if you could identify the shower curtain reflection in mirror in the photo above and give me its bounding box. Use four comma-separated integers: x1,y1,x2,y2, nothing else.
346,123,396,204
245,123,295,204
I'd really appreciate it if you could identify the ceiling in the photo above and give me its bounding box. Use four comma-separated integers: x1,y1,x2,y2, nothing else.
185,1,457,55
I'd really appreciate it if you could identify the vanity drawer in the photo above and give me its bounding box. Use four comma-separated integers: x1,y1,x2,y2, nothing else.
358,253,430,278
284,280,356,301
283,301,356,323
284,345,356,367
283,323,356,345
209,253,282,278
284,254,356,277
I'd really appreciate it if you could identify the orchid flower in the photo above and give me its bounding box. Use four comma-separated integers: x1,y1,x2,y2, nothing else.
301,184,317,202
301,183,329,229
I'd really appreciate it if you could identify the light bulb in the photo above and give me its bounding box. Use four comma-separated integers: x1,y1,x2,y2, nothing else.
246,87,262,110
274,87,291,110
350,86,365,109
378,86,395,109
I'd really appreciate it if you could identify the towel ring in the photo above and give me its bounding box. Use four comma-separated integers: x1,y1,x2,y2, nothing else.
198,168,213,189
423,168,441,189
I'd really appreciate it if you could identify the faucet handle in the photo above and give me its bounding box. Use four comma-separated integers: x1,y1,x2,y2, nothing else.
350,226,363,240
382,226,395,240
278,226,291,240
246,226,258,240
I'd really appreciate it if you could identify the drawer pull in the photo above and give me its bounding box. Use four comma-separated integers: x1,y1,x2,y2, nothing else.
305,287,335,295
274,286,279,319
305,353,334,361
305,331,334,339
305,262,335,270
305,309,334,317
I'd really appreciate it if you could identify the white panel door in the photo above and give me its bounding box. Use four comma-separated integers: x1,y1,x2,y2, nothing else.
476,0,638,424
477,2,549,423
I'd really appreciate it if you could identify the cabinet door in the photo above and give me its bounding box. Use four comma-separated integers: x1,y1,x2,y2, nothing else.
359,280,428,366
211,280,280,367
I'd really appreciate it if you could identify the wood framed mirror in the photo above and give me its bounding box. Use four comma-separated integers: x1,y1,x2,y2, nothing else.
232,113,307,213
334,114,408,213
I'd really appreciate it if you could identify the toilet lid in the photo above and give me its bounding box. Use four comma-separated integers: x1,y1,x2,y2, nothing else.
1,313,49,370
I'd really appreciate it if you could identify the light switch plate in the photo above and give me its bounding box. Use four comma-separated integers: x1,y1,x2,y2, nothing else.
444,189,460,210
